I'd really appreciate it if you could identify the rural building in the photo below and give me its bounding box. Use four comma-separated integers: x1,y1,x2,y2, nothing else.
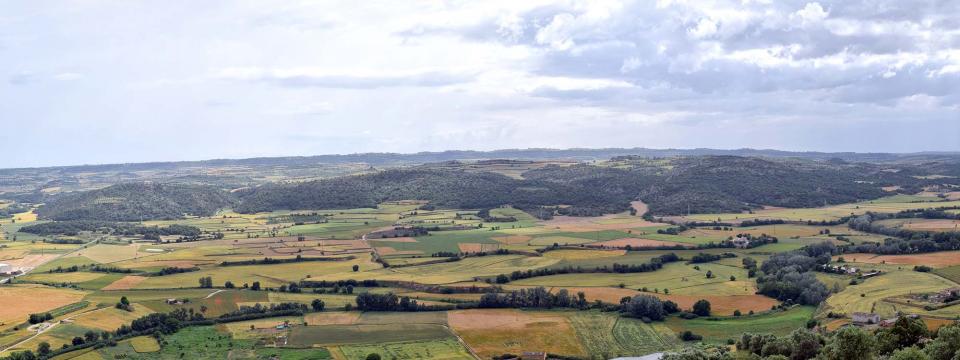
732,236,751,248
0,263,12,275
852,312,880,325
860,270,882,278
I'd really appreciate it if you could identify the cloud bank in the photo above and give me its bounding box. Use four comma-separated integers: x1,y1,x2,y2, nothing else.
0,0,957,167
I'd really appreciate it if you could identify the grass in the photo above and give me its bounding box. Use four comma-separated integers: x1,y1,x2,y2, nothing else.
339,338,473,360
288,323,452,347
664,306,816,343
129,336,161,352
934,265,960,284
824,269,957,318
513,262,753,296
568,311,678,358
133,256,379,289
254,347,332,359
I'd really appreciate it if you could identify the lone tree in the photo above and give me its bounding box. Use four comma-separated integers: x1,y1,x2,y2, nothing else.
311,299,325,312
692,299,711,317
352,264,360,272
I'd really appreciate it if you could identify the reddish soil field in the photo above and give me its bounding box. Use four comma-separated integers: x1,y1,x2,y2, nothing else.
548,287,778,316
101,275,148,290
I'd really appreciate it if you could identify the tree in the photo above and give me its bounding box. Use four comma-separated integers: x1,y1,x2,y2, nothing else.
876,316,929,355
788,328,821,360
365,353,381,360
890,347,931,360
924,324,960,360
352,264,360,272
224,281,235,288
71,336,85,346
623,295,666,321
84,330,99,343
692,299,711,317
251,281,261,291
819,326,876,360
36,342,51,356
311,299,325,312
705,270,714,279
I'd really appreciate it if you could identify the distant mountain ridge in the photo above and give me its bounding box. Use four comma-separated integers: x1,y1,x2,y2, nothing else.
3,147,959,172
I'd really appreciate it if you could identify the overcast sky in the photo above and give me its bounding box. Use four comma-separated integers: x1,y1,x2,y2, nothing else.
1,0,958,168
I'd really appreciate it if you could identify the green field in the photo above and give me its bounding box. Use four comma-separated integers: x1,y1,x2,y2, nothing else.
568,311,679,358
289,324,453,347
664,306,816,343
338,339,473,360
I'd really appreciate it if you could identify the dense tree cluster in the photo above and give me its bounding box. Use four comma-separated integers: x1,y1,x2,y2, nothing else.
478,287,588,310
846,212,960,254
19,221,201,238
36,182,235,221
756,243,835,305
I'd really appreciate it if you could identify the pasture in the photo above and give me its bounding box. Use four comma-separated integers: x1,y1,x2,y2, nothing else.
664,306,815,343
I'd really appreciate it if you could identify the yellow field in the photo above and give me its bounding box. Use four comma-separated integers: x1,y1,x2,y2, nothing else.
449,309,586,359
684,198,960,222
543,249,626,260
72,305,155,331
129,336,161,352
512,262,753,296
67,244,144,264
134,256,380,289
23,272,107,283
0,285,87,331
824,269,957,318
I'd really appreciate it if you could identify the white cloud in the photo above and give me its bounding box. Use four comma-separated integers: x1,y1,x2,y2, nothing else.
0,0,957,167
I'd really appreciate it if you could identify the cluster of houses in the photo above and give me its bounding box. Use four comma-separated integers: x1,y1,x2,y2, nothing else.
851,312,924,328
731,236,751,249
928,288,960,303
820,264,882,278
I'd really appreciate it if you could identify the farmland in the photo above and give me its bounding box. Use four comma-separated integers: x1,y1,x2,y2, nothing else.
1,152,960,360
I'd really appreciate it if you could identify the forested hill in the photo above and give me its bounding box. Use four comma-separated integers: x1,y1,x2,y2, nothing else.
233,169,633,215
35,156,943,220
36,182,236,221
237,156,908,216
629,156,891,214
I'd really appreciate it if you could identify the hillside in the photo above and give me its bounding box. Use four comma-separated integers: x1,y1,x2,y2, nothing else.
36,182,236,221
236,156,903,216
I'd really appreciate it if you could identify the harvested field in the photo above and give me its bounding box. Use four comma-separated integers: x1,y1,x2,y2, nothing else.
304,312,359,325
543,249,625,260
548,287,778,316
588,238,692,249
529,236,598,246
68,244,142,264
5,254,59,271
448,309,586,359
289,323,452,347
837,252,960,268
23,272,106,284
491,235,532,245
101,275,148,290
457,243,500,253
375,247,423,256
368,237,417,243
0,285,86,330
73,305,154,331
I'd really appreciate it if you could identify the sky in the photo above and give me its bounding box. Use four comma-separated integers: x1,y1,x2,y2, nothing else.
1,0,958,168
